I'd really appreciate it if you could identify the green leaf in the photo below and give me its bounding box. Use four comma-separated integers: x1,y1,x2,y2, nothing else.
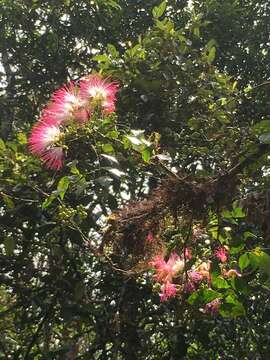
239,253,250,271
253,120,270,135
244,85,252,93
220,298,246,317
222,292,246,317
223,206,245,220
142,148,151,163
193,26,200,38
243,231,257,240
57,176,70,200
42,193,56,209
17,132,27,145
205,39,217,50
230,244,245,255
232,206,245,218
211,276,230,289
4,237,15,256
106,0,122,10
93,54,109,63
231,277,249,295
106,130,119,139
207,46,216,64
102,143,114,153
188,289,221,305
187,291,200,305
0,139,5,151
70,165,80,175
107,44,119,58
252,249,270,277
152,1,167,19
201,289,222,303
2,194,15,209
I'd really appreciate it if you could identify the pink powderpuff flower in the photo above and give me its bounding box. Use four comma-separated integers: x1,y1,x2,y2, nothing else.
203,298,221,315
184,247,192,260
43,82,89,125
214,247,228,263
79,74,118,113
150,253,184,283
41,147,64,170
159,282,177,302
29,121,64,170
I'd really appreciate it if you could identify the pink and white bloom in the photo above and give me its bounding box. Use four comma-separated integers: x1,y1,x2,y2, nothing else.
29,121,64,170
184,271,203,293
184,281,196,294
28,74,120,170
43,82,89,125
79,74,118,113
214,246,228,263
160,282,177,302
146,231,154,243
149,252,184,283
197,261,211,282
188,270,203,283
184,247,192,260
41,147,64,170
203,298,222,315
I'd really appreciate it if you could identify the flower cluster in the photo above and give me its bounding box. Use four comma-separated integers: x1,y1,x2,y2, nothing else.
214,246,228,263
29,74,118,170
203,298,222,315
184,261,211,294
149,242,241,316
149,250,190,302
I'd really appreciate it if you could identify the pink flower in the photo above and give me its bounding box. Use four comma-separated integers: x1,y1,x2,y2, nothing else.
29,74,119,170
41,147,64,170
159,282,177,302
43,82,89,125
197,262,211,282
203,298,221,315
79,74,118,113
184,271,203,294
214,247,228,263
188,271,203,283
184,247,192,260
184,281,196,294
146,231,154,243
29,121,64,170
149,252,184,283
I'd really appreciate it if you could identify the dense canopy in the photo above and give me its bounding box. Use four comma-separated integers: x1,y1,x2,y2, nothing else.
1,1,270,359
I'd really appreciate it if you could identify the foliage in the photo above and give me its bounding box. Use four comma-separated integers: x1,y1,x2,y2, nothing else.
1,1,270,359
